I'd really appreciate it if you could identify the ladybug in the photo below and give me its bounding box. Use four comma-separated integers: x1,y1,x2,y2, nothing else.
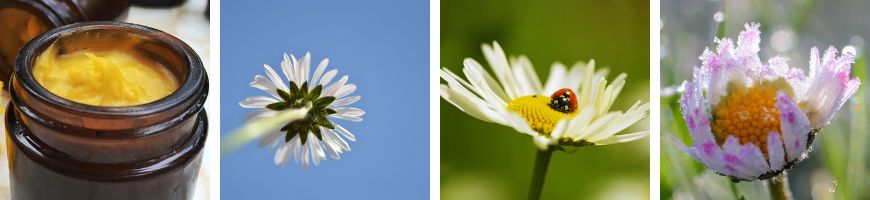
549,88,577,113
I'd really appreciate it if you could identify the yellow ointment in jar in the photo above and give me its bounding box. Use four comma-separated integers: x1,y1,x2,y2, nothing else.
32,42,179,107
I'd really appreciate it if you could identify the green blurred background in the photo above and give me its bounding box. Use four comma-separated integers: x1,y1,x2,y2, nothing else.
441,1,650,199
661,0,870,199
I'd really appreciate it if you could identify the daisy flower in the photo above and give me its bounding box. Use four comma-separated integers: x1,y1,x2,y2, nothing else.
440,41,650,150
671,23,860,181
239,53,364,168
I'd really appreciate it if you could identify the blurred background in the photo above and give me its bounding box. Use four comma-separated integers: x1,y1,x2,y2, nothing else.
441,1,650,199
661,0,870,199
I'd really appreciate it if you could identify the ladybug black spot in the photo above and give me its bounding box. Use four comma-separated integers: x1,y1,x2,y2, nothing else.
549,92,574,113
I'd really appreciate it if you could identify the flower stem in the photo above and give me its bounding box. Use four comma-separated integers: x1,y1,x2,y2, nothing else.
768,173,793,200
527,148,553,200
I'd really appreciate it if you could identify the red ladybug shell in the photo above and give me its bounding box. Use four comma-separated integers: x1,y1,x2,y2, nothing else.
549,88,577,113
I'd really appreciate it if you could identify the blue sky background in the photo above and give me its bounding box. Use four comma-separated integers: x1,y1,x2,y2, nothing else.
220,0,428,199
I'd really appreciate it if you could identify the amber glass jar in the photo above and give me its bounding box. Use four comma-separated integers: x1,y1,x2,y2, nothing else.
0,0,129,84
5,21,207,200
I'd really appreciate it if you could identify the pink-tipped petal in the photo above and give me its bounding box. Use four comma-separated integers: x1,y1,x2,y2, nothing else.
738,141,770,176
669,135,700,161
679,81,716,145
720,136,753,180
775,92,811,161
767,132,786,171
804,46,860,127
736,23,761,63
693,138,726,176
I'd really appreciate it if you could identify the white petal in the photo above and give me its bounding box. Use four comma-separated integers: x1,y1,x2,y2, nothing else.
264,64,289,91
587,102,649,141
250,75,280,98
459,60,509,105
311,58,329,86
324,75,349,97
542,63,567,94
332,115,363,122
600,74,627,114
572,112,619,140
594,131,649,145
334,84,356,99
310,135,325,166
578,60,598,106
319,69,338,87
563,61,587,91
320,128,343,159
441,67,507,123
331,96,361,107
274,141,292,166
291,136,302,163
301,141,310,168
440,84,503,123
335,107,365,117
326,129,351,151
257,130,283,148
563,105,596,139
334,124,356,142
299,52,311,84
509,55,542,95
281,53,296,83
482,42,522,99
549,118,567,138
239,96,279,108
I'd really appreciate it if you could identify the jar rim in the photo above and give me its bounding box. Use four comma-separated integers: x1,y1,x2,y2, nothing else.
14,21,207,117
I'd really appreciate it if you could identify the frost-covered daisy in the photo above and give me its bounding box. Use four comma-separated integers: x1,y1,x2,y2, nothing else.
240,53,363,168
440,41,650,150
671,23,860,181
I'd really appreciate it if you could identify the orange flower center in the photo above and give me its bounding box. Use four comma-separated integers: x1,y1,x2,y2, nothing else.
711,85,782,158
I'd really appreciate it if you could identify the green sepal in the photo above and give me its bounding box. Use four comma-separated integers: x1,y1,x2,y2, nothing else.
300,130,309,144
311,127,323,140
307,85,323,101
266,102,287,110
315,116,335,129
314,96,336,107
289,81,300,95
277,89,293,102
285,130,298,142
300,82,309,96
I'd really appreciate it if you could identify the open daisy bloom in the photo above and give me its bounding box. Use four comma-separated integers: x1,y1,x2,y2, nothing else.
238,53,363,168
440,42,650,150
441,41,649,199
671,23,860,182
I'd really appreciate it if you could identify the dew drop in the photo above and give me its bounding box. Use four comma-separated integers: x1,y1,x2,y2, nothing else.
713,12,724,22
771,28,795,52
843,46,857,57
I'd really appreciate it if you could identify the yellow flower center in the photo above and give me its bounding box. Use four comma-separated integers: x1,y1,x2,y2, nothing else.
711,85,782,158
507,95,577,134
